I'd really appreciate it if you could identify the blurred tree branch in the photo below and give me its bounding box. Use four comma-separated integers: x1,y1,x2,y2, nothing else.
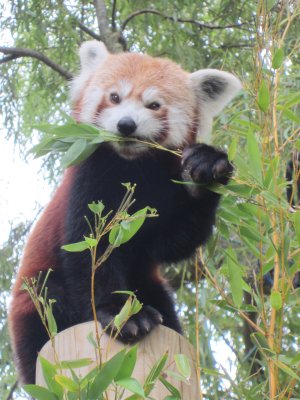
0,47,73,80
121,8,250,32
5,381,18,400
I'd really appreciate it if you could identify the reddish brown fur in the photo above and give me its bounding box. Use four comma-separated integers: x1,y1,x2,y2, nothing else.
89,53,194,123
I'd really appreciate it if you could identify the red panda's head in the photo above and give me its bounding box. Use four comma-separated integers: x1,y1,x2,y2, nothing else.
71,41,241,159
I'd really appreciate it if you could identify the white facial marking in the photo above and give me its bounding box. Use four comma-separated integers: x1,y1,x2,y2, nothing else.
164,105,190,147
118,80,133,99
142,87,163,105
79,87,103,123
96,99,161,140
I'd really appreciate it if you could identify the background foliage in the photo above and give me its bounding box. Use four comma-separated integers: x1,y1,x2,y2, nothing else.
0,0,299,399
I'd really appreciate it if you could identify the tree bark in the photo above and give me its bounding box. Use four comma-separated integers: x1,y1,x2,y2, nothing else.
93,0,123,53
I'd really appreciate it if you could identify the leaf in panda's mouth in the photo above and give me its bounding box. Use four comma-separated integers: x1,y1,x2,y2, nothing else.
31,119,182,168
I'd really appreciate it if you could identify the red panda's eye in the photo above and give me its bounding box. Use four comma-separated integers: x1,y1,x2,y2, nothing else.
147,102,161,111
110,93,120,104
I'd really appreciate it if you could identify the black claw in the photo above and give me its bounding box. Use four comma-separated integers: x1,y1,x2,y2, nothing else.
97,304,163,344
182,143,232,185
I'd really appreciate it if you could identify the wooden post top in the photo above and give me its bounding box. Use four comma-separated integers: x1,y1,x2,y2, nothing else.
36,321,200,399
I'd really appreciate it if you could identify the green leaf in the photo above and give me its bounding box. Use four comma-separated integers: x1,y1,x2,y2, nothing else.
270,290,282,310
109,223,124,247
239,225,262,244
84,236,98,248
55,375,79,392
165,370,188,382
228,137,238,161
131,297,143,315
272,48,284,69
294,212,300,244
87,331,98,349
61,241,90,252
291,353,300,366
226,248,244,308
115,346,138,381
266,0,276,11
114,297,132,330
122,207,149,241
59,358,93,369
38,356,63,397
61,138,88,168
89,349,126,398
159,377,181,398
116,377,145,397
202,368,226,378
144,352,168,395
257,80,270,113
174,354,191,380
88,201,105,215
80,366,99,389
23,385,58,400
46,305,57,336
279,106,300,124
273,360,300,381
251,332,270,350
247,131,262,181
109,207,150,247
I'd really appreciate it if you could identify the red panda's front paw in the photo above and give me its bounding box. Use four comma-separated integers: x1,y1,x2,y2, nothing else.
97,304,163,343
182,143,233,186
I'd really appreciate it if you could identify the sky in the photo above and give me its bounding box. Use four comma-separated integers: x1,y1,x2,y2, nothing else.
0,132,52,245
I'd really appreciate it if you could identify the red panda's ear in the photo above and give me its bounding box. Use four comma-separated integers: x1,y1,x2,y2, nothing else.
189,69,242,141
79,40,109,72
70,41,109,107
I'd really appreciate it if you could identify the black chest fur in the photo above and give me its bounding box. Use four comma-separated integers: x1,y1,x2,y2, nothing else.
65,145,188,246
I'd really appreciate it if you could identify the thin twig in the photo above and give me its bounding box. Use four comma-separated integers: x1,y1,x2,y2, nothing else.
5,381,18,400
121,8,249,32
112,0,117,31
77,20,102,40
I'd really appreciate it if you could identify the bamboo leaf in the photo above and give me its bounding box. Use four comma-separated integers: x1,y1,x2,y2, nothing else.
144,352,168,395
270,290,282,310
294,212,300,244
55,375,79,392
116,377,145,397
257,80,270,113
38,356,63,397
226,248,244,308
61,241,90,252
59,358,93,369
89,349,126,398
174,354,191,380
247,131,262,181
159,377,181,398
272,48,284,69
23,385,58,400
228,136,238,161
115,346,138,381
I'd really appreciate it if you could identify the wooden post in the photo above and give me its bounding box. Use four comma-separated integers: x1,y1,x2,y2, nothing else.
36,322,200,399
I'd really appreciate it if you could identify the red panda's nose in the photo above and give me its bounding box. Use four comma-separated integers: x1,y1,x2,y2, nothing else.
117,117,137,136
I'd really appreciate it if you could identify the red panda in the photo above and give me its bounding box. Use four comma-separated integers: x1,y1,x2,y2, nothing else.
9,41,242,384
